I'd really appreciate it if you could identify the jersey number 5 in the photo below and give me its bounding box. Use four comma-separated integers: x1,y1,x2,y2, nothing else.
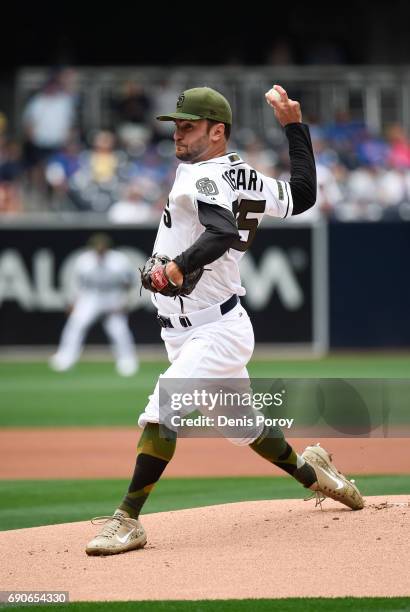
163,199,172,228
231,199,266,251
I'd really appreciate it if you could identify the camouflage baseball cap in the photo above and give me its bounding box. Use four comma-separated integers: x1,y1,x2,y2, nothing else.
87,232,112,251
157,87,232,125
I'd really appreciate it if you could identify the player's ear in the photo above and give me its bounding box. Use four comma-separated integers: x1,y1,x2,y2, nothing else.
209,122,225,142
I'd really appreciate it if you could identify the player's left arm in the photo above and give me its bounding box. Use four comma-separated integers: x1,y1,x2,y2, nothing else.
166,177,239,285
266,85,317,216
170,202,239,280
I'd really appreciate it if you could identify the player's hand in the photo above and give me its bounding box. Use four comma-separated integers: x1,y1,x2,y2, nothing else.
140,253,204,297
165,261,183,287
265,85,302,127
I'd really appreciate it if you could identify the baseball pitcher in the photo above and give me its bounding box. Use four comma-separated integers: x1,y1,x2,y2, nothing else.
86,86,364,556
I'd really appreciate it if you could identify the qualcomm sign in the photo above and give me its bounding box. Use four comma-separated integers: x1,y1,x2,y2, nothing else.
0,247,305,312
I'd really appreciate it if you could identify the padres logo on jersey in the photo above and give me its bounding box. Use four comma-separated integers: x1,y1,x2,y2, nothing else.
196,177,219,197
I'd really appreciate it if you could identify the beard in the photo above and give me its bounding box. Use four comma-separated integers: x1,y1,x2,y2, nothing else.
175,149,193,161
175,138,208,162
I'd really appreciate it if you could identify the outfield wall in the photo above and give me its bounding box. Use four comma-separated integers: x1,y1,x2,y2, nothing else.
0,221,325,351
329,221,410,347
0,220,409,349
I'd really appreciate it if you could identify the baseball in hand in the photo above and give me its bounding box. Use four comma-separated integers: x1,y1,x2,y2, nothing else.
265,86,281,107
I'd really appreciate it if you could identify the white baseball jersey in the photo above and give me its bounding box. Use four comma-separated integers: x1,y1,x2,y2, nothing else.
152,152,293,316
52,248,138,375
73,249,135,311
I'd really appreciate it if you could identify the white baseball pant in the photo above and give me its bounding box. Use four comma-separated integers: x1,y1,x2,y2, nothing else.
138,301,263,444
52,296,137,374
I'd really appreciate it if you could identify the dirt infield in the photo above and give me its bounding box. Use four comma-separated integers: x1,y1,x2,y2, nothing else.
1,428,409,479
1,428,409,601
1,496,409,601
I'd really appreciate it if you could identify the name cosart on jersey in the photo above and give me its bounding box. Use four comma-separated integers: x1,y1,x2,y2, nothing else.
222,167,264,192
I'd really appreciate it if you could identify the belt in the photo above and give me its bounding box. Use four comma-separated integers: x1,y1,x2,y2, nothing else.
157,294,239,330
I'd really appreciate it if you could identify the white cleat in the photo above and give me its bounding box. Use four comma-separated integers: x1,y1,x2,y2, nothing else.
116,358,139,377
86,509,147,556
48,355,75,372
302,443,364,511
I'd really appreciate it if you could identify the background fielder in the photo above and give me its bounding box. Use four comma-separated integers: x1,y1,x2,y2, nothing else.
50,232,139,377
86,85,364,556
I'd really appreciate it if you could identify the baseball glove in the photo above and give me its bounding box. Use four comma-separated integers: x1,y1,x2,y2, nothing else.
140,253,204,298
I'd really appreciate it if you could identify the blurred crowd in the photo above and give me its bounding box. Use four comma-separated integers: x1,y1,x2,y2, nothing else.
2,67,410,222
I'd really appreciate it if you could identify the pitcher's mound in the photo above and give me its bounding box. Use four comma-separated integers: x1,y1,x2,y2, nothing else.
1,495,409,601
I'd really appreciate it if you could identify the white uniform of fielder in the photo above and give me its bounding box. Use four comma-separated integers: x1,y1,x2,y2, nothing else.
50,245,138,376
139,151,293,438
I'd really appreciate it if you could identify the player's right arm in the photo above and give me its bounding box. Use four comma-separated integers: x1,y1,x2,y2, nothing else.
70,252,90,306
265,85,317,217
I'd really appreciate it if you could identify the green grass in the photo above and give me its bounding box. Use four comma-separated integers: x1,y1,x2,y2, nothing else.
1,355,410,427
0,474,408,531
2,359,409,611
0,362,162,427
4,597,410,611
248,355,410,378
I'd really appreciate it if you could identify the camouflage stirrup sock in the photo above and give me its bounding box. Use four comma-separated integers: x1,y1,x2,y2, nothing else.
119,423,176,519
249,425,316,487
